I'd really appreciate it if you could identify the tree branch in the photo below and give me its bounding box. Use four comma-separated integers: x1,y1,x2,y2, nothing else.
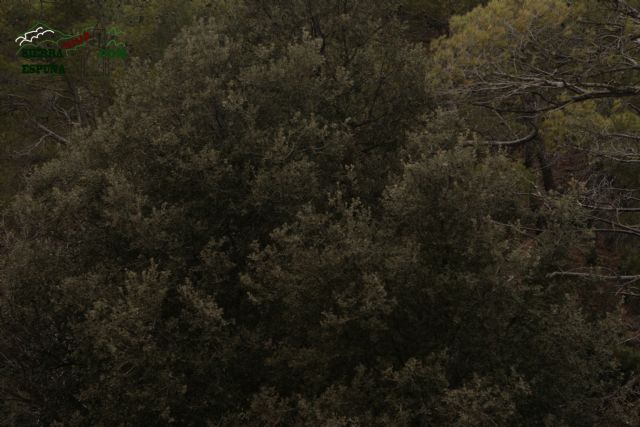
31,120,70,145
547,271,640,281
463,123,538,146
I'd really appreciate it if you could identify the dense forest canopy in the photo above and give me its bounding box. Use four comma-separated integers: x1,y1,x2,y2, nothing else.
1,0,640,425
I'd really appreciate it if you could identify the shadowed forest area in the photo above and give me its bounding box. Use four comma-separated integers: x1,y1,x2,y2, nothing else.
2,0,640,425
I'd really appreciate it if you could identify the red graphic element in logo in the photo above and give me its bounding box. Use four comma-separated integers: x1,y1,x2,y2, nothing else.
61,31,92,50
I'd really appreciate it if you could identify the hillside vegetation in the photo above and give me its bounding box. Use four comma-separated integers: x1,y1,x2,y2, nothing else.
1,1,639,425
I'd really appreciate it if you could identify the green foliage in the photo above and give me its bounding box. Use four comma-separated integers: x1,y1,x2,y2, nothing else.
0,0,213,209
1,0,639,425
429,0,640,312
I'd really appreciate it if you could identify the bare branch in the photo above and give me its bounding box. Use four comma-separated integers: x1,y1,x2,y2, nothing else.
31,120,70,145
547,271,640,281
463,124,538,146
579,203,640,212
